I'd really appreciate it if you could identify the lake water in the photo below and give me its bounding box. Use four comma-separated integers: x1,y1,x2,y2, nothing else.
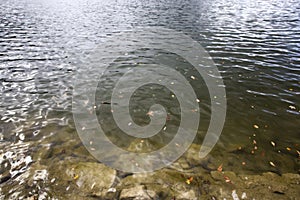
0,0,299,198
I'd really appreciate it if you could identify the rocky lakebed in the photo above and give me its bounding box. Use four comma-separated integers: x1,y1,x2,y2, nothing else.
1,124,299,200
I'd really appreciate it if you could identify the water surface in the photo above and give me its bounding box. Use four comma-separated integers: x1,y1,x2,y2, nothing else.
0,0,299,198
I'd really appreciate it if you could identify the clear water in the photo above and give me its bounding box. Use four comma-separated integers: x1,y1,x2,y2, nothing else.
0,0,299,198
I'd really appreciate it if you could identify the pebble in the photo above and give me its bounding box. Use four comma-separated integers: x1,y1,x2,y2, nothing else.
231,190,240,200
19,133,25,141
107,188,116,193
241,192,247,199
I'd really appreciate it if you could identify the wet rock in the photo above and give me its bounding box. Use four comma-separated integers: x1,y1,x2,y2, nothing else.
269,185,287,194
48,160,116,198
119,185,157,200
171,143,217,172
169,144,200,171
127,138,161,153
183,143,201,164
170,158,190,171
177,190,197,200
282,173,300,184
118,168,199,199
34,128,93,163
210,171,289,199
26,157,300,200
65,162,116,196
210,171,239,184
120,170,178,191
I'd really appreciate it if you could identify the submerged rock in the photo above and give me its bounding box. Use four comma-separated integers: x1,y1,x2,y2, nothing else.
27,159,117,199
64,162,116,196
177,190,197,200
209,170,300,200
118,168,199,199
119,185,157,200
25,157,300,200
51,160,116,197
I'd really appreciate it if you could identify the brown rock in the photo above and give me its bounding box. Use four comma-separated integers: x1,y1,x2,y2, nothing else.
119,185,157,200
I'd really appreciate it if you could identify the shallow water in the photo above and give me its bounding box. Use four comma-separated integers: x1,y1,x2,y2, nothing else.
0,0,300,198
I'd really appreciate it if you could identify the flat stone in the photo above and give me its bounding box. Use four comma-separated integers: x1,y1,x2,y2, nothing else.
177,190,197,200
65,162,116,196
119,185,157,200
47,160,116,197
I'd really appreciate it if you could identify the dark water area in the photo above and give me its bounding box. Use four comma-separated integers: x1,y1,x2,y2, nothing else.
0,0,300,199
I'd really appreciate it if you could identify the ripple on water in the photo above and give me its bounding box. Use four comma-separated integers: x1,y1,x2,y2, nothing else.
0,0,299,198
